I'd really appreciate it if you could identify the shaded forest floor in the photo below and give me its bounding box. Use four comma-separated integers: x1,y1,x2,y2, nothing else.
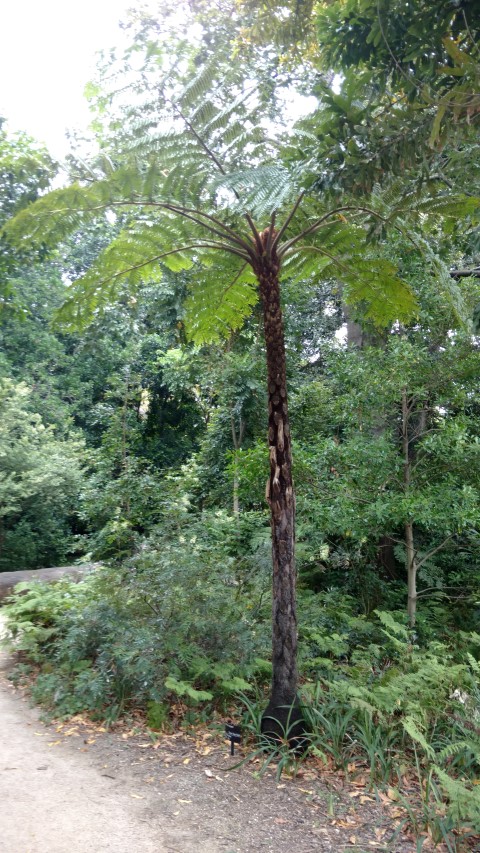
1,626,460,853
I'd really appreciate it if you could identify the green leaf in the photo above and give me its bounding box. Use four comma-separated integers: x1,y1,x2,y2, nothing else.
164,676,213,703
402,716,435,759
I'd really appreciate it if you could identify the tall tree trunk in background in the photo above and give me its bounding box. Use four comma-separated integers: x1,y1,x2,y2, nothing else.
345,305,398,579
231,412,245,516
254,228,304,742
402,387,417,628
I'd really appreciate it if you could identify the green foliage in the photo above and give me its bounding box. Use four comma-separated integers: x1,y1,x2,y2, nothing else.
3,29,422,341
2,508,272,719
0,380,84,570
0,122,56,311
297,605,480,836
288,324,480,620
316,0,480,156
2,579,96,660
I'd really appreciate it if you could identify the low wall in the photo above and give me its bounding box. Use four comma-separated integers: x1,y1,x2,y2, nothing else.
0,564,101,603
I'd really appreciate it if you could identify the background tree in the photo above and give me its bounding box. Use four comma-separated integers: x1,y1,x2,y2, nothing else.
0,380,83,570
0,120,56,312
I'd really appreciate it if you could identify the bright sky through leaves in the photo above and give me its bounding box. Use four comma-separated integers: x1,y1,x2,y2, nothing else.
0,0,152,157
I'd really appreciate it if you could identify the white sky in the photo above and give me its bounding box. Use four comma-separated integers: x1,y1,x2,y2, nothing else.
0,1,147,158
0,2,320,160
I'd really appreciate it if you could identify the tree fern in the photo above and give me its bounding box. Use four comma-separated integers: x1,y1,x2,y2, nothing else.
4,41,426,735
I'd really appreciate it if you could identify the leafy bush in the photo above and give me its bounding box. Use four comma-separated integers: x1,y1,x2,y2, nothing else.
2,509,271,720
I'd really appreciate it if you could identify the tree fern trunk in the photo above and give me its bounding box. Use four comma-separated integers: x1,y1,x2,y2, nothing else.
254,231,303,742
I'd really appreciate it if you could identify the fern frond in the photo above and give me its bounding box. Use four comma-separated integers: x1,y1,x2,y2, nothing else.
216,165,298,217
282,219,417,326
433,766,480,824
402,716,435,758
437,740,476,763
184,259,258,344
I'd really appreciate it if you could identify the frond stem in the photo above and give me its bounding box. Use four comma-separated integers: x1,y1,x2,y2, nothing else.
264,210,276,260
85,243,251,290
271,193,304,252
278,205,387,257
245,214,264,255
282,244,350,274
81,199,256,259
171,102,263,255
173,104,228,176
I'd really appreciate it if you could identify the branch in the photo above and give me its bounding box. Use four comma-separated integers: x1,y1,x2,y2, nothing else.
450,267,480,279
416,534,455,572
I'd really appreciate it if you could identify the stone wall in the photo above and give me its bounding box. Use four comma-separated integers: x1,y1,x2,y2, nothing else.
0,564,101,602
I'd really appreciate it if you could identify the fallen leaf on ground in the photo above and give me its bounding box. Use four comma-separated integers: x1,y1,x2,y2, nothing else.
204,768,214,778
390,807,404,818
130,793,144,799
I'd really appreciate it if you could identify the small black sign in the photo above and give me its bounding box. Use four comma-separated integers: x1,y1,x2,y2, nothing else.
225,722,242,755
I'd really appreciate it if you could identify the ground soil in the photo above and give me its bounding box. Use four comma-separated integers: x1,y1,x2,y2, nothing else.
0,613,449,853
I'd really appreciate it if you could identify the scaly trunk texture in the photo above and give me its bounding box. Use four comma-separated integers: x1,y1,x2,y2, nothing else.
254,229,304,745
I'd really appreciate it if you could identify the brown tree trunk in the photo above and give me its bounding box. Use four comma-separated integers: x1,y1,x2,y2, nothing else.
231,413,245,516
402,387,417,628
254,229,304,744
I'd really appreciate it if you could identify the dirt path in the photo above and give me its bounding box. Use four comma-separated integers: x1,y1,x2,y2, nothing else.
0,615,417,853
